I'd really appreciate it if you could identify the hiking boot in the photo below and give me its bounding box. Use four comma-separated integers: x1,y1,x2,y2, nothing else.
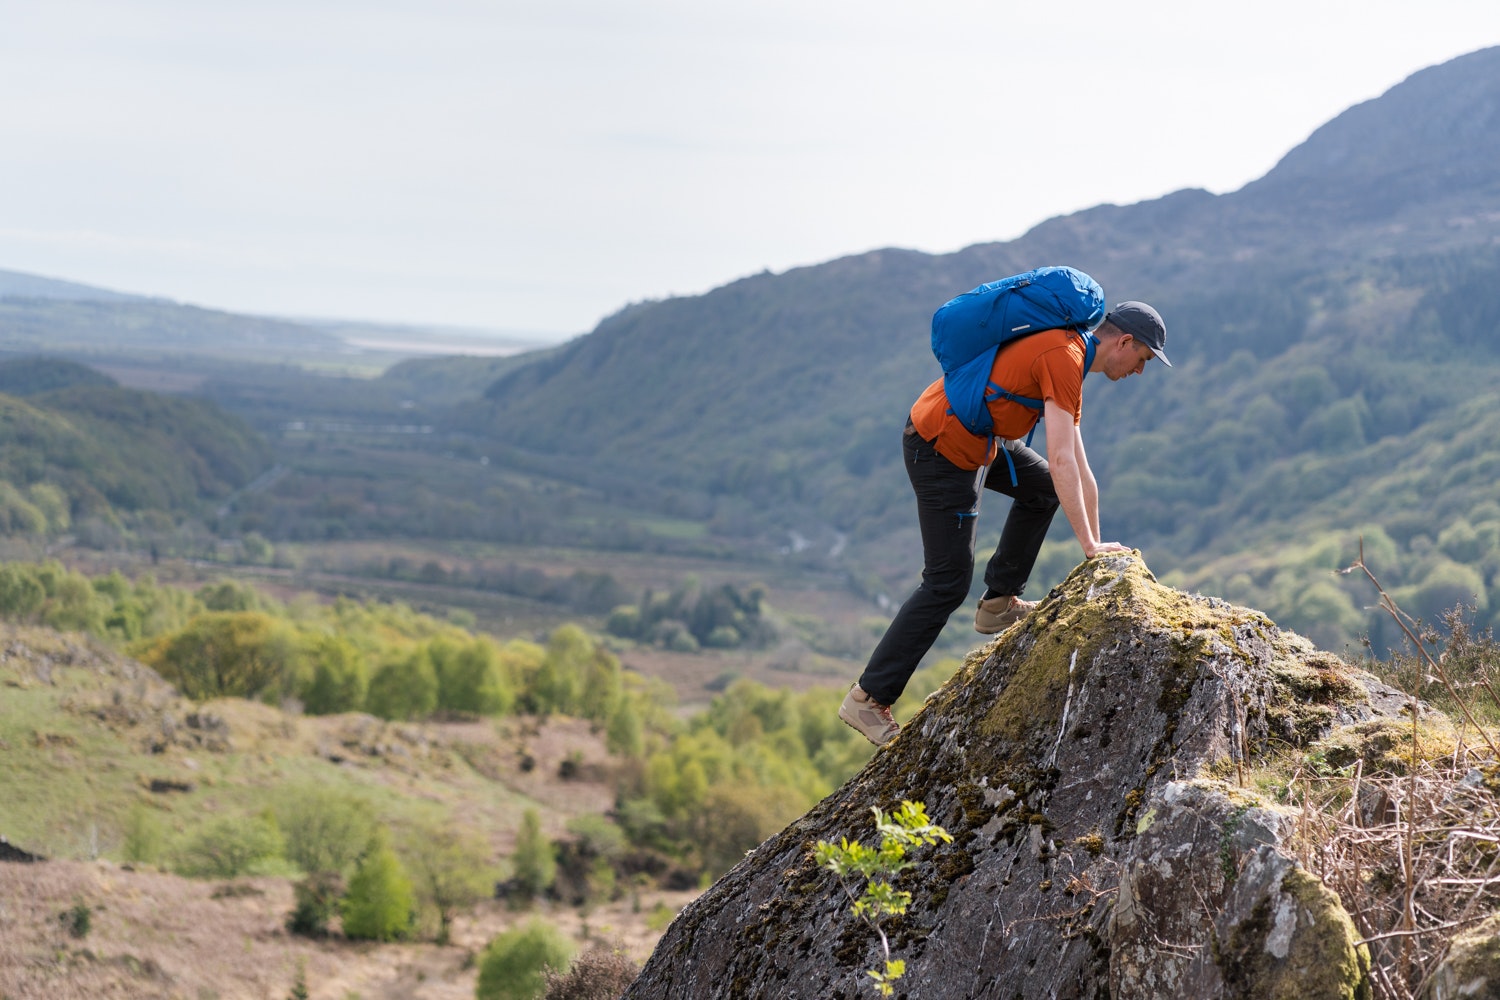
839,684,900,746
974,595,1037,635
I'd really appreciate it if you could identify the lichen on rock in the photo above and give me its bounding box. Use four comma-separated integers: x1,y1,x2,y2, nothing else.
622,553,1402,999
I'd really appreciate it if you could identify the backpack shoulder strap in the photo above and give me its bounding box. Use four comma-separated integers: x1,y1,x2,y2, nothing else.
991,330,1099,486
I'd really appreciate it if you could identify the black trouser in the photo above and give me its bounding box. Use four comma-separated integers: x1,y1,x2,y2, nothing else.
857,422,1059,706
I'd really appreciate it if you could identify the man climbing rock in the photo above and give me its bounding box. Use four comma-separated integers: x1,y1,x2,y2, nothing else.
839,293,1171,746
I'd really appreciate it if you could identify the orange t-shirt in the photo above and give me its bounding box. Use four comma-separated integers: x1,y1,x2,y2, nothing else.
909,328,1088,470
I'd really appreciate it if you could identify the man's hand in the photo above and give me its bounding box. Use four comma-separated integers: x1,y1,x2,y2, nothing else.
1045,401,1133,560
1083,541,1133,558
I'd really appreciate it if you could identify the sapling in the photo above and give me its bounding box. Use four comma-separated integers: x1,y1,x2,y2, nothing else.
815,800,952,996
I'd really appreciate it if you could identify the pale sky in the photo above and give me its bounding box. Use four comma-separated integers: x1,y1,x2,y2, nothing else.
2,1,1498,338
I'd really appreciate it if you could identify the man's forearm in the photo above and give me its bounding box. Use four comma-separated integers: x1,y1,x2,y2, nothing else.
1049,454,1100,555
1044,400,1128,558
1081,465,1101,540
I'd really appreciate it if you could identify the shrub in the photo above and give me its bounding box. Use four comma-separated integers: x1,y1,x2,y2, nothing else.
543,946,639,1000
476,920,575,1000
566,814,626,863
341,829,415,941
175,814,287,878
276,787,376,876
561,815,626,907
511,809,557,901
286,959,311,1000
287,872,344,938
122,802,167,865
644,901,675,933
62,899,92,939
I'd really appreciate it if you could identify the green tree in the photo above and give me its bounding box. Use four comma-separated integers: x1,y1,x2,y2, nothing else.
139,611,288,700
365,648,439,721
605,698,645,758
299,634,369,715
197,579,270,613
532,625,591,715
577,645,623,724
1400,558,1490,623
0,481,47,535
511,808,557,901
0,563,46,619
691,785,790,876
432,636,514,717
34,561,109,634
341,828,415,941
403,823,494,944
604,604,642,640
565,814,626,906
476,920,575,1000
26,482,70,533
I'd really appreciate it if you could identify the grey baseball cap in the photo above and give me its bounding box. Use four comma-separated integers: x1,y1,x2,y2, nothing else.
1105,301,1171,367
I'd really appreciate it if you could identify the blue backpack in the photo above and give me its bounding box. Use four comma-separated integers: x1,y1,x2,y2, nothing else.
929,265,1106,483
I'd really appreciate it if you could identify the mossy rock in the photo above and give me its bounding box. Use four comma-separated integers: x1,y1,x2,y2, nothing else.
623,554,1400,1000
1427,911,1500,999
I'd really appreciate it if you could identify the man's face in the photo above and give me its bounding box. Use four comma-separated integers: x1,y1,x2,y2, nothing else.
1102,335,1158,381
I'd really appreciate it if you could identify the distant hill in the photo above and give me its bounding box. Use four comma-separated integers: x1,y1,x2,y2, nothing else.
0,368,272,532
0,357,117,396
467,46,1500,648
0,268,148,303
0,271,566,372
0,296,350,363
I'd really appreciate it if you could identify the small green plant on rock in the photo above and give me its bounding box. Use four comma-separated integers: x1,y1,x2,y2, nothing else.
814,800,952,997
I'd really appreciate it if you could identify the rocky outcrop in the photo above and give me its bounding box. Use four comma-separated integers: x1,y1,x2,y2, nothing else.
623,554,1406,999
1427,914,1500,999
0,836,45,863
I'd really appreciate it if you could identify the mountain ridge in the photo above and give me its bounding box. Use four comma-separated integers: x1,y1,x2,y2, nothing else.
0,268,150,304
460,45,1500,650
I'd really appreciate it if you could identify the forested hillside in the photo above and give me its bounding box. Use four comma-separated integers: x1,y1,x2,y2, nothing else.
0,359,272,537
465,46,1500,650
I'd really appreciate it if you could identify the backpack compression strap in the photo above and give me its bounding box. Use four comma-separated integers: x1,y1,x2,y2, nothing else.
984,332,1099,487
